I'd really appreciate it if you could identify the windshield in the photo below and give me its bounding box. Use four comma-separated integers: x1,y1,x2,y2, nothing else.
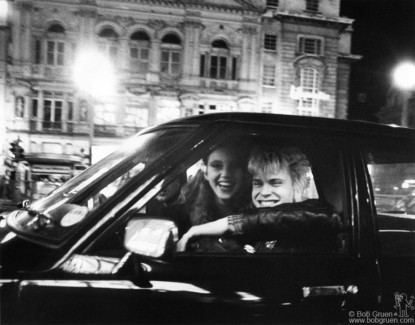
7,127,195,244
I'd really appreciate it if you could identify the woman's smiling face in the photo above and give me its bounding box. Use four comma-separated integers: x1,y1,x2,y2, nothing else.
204,147,244,204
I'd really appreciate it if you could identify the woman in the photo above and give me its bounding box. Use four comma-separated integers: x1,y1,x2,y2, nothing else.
179,139,251,251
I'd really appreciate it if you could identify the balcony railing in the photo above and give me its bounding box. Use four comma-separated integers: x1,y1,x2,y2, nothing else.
26,119,143,137
199,78,239,90
94,124,144,137
30,64,70,79
29,120,90,134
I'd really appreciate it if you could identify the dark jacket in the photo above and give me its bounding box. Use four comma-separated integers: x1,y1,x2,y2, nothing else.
229,199,344,253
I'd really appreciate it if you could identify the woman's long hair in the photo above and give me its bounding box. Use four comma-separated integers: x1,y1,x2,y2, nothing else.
180,139,252,225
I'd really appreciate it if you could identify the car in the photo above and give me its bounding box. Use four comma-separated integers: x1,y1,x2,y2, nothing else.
1,112,415,324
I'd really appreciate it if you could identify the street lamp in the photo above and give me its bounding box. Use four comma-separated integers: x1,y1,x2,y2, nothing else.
392,61,415,127
72,48,116,164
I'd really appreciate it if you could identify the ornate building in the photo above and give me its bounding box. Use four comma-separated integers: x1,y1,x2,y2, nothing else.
0,0,359,200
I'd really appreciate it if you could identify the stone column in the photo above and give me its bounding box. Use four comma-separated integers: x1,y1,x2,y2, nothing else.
240,26,250,82
119,36,129,72
240,25,258,91
37,90,43,131
249,27,259,86
148,40,160,83
183,19,203,82
78,7,97,48
192,23,203,77
62,92,68,132
12,2,22,65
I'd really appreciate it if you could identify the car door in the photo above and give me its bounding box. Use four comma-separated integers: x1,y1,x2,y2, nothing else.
107,124,381,324
4,123,382,324
361,133,415,316
132,126,381,324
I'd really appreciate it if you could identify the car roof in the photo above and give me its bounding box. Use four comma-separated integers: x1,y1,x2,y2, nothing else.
157,112,415,139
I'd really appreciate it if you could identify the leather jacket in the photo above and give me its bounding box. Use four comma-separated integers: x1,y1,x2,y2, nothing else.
228,199,344,253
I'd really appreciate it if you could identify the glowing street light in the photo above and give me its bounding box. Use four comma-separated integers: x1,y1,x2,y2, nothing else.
72,48,116,98
392,61,415,127
0,0,9,25
72,48,117,163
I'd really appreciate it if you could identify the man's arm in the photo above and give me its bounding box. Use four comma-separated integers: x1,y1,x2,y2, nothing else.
177,199,343,252
230,199,343,242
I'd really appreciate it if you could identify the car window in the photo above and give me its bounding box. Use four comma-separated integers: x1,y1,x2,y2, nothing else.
365,138,415,256
60,125,348,276
135,127,347,256
7,127,196,244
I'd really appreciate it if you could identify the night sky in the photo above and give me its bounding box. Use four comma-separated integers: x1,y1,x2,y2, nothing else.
340,0,415,121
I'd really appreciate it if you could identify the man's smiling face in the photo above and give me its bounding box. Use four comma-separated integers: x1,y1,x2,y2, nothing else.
251,165,295,208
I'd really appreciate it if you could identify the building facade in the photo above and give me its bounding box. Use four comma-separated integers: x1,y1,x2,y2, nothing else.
0,0,358,201
378,89,415,128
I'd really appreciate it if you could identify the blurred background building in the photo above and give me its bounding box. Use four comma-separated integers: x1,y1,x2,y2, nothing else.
378,62,415,128
0,0,358,202
378,89,415,128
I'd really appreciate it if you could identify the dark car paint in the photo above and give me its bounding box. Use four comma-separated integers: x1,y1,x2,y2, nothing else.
1,113,415,323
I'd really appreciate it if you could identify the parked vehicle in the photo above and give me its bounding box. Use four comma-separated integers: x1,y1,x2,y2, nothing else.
1,113,415,324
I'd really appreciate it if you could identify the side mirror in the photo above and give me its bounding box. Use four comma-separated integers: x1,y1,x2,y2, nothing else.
124,218,178,261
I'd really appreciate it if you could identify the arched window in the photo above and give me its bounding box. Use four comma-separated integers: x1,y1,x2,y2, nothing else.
129,31,150,74
160,33,182,76
99,27,118,39
200,38,237,80
97,26,119,63
37,23,66,66
211,39,228,49
47,24,65,34
299,67,320,116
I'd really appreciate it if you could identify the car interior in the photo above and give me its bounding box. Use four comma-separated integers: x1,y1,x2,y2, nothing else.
58,128,350,274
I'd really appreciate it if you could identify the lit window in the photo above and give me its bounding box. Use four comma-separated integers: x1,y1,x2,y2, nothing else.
95,102,117,125
125,107,149,127
264,34,277,51
298,37,322,55
298,67,320,116
129,31,150,74
262,65,276,86
156,106,180,124
161,34,182,76
306,0,319,12
266,0,279,8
